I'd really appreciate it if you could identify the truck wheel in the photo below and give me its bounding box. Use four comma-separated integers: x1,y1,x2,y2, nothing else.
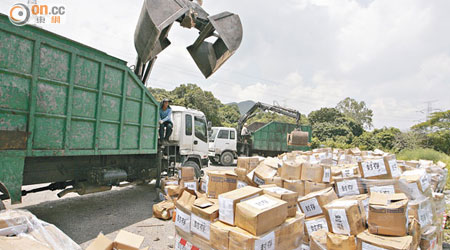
183,160,201,178
220,152,234,166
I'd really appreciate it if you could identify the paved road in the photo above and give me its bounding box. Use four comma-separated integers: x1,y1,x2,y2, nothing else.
3,164,235,249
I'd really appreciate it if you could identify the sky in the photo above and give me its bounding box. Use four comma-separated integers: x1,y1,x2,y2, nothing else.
1,0,449,130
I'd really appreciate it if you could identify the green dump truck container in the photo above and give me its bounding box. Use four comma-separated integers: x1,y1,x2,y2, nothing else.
250,121,311,156
0,14,160,204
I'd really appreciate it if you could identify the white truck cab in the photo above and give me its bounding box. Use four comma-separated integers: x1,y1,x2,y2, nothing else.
162,106,209,176
208,127,237,165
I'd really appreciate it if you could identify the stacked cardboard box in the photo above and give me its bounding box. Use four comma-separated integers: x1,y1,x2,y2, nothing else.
163,148,447,250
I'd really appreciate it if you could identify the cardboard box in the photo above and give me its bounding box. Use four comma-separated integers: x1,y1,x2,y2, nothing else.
280,160,302,180
174,232,214,250
326,232,356,250
263,176,283,187
161,177,179,189
218,186,263,226
361,178,403,195
298,187,338,218
0,235,52,250
174,189,198,233
368,193,409,236
408,197,433,228
324,199,365,235
165,185,182,198
333,177,364,197
234,167,248,181
309,229,328,250
180,179,198,192
304,215,329,241
356,230,412,250
304,181,331,195
237,157,262,172
228,212,304,250
252,164,277,186
261,184,299,217
408,217,420,250
207,170,237,198
399,169,432,199
235,194,288,235
301,163,324,183
210,221,235,250
86,230,148,250
179,167,195,181
283,179,305,196
338,165,360,178
339,194,369,222
358,155,400,179
190,198,219,240
153,199,175,220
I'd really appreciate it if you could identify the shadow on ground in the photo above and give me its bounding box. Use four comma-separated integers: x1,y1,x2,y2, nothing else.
21,184,157,244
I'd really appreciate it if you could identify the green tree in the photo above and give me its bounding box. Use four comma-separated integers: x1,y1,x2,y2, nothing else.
308,108,343,125
411,110,450,154
336,97,373,129
219,104,241,127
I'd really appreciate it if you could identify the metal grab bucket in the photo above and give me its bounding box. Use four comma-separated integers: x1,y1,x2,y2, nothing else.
287,130,309,146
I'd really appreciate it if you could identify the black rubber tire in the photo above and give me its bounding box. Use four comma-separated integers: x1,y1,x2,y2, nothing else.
182,160,201,178
220,151,234,166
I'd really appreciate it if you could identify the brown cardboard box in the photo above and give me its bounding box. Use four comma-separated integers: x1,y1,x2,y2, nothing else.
358,155,400,179
280,160,302,180
234,167,248,181
333,177,364,197
304,215,329,241
261,184,299,217
362,178,403,195
408,197,433,228
262,176,283,187
152,199,175,220
235,194,288,235
218,186,263,226
165,185,182,198
190,198,219,240
237,157,262,172
399,169,432,199
207,170,237,198
326,232,356,250
179,167,195,181
408,217,421,250
356,230,412,250
310,229,328,250
86,230,148,250
253,164,277,186
0,235,53,250
174,189,198,233
298,187,338,218
304,181,331,195
338,165,360,178
339,194,369,222
368,193,409,236
161,177,179,190
301,163,324,183
324,199,365,235
283,179,305,196
210,221,235,250
228,212,305,250
174,231,214,250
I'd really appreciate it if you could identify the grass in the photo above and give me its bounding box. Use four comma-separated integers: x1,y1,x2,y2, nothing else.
397,148,450,189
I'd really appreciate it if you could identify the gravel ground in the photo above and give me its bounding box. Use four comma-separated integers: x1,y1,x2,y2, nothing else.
3,164,234,249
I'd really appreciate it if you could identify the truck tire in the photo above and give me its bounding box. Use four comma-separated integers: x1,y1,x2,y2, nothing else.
183,160,201,178
220,152,234,166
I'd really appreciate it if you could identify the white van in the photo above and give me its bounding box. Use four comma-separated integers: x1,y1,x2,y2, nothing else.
208,127,237,165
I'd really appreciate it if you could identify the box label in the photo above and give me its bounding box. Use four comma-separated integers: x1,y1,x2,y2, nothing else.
361,159,387,177
219,196,234,225
201,181,207,193
369,185,395,194
253,174,265,185
191,213,211,240
183,181,197,191
341,168,354,178
322,168,331,183
166,180,178,185
420,174,430,192
336,179,360,197
175,208,191,233
328,208,351,235
361,242,388,250
247,196,278,210
407,182,422,199
254,231,275,250
305,217,328,234
237,180,248,189
388,159,401,177
300,198,323,217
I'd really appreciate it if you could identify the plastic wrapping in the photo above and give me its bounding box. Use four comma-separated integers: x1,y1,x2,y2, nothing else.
0,209,81,250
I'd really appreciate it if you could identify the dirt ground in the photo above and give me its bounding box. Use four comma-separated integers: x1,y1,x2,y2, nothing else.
3,165,233,249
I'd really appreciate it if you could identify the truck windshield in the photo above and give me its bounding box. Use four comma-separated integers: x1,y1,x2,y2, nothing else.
209,128,218,142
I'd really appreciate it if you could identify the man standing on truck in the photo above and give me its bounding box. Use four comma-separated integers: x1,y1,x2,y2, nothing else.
159,98,173,144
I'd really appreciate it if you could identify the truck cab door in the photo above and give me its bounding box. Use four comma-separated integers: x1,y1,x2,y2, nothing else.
192,116,209,159
215,129,230,153
180,114,193,152
230,129,237,151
